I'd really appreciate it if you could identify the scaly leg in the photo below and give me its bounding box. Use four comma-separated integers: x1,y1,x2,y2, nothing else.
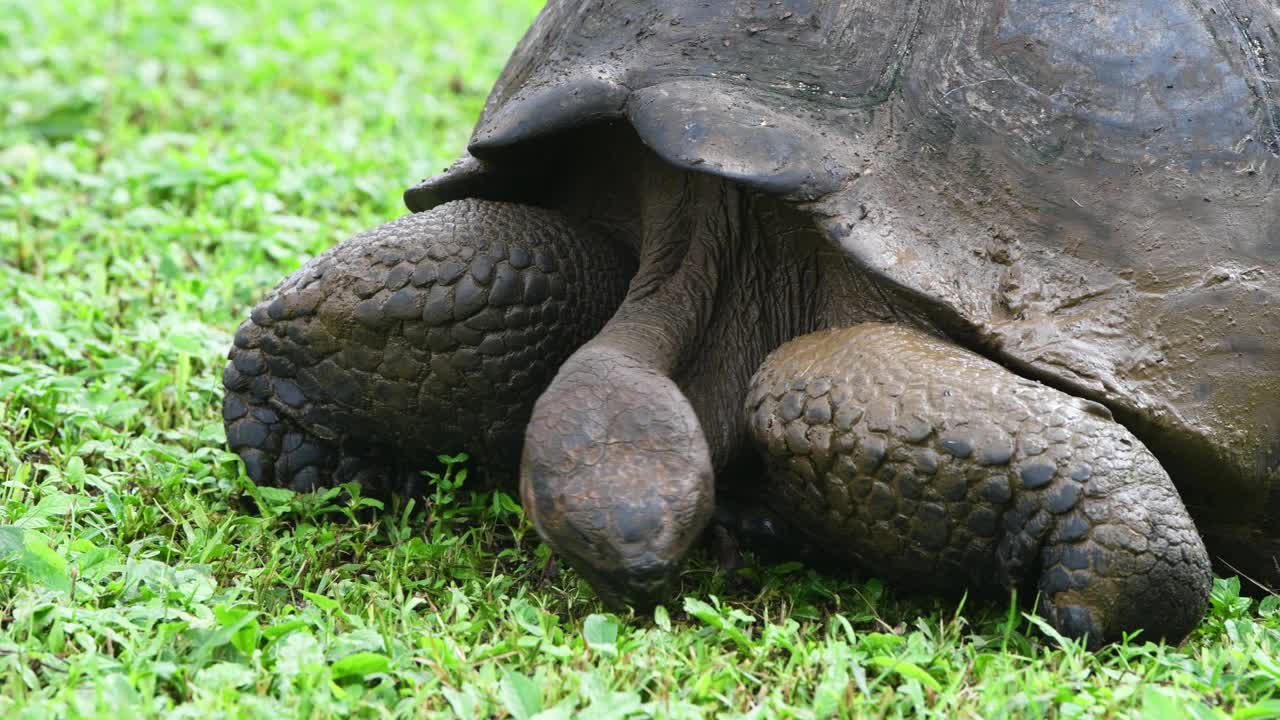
223,200,633,495
746,323,1211,645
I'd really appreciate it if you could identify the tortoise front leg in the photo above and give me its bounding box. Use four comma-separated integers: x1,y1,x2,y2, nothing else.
745,323,1212,646
222,200,633,496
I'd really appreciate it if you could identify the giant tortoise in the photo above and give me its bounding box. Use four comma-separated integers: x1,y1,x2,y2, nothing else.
221,0,1280,644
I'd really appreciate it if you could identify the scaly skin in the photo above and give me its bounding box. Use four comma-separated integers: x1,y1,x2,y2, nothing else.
521,349,713,606
222,200,633,493
746,324,1212,645
222,167,1216,645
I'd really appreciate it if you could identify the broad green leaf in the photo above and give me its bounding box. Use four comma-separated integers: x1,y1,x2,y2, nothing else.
868,657,942,692
653,605,671,632
501,671,542,720
583,614,618,654
193,607,261,663
13,492,76,529
1258,595,1280,617
263,620,309,641
300,591,340,612
1023,613,1076,650
684,597,751,650
508,597,546,637
858,633,905,653
19,532,70,593
194,663,256,690
255,486,296,508
0,526,22,558
330,652,390,679
214,606,261,656
442,686,480,717
274,632,324,679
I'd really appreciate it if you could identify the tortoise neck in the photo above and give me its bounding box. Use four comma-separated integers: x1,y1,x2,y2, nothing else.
593,170,743,374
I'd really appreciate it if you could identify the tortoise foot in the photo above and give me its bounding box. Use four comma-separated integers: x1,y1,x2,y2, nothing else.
222,200,632,493
223,370,419,496
747,323,1212,646
710,491,822,567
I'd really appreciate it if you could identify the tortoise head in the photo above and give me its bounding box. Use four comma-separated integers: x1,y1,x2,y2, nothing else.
519,346,714,607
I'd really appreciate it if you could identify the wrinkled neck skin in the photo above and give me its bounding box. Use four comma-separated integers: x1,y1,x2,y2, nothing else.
517,129,921,457
604,152,903,474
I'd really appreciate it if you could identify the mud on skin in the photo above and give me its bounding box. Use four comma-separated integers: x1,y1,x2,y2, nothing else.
221,0,1280,646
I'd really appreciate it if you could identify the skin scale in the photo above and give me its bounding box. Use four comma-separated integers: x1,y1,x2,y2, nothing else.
221,0,1280,645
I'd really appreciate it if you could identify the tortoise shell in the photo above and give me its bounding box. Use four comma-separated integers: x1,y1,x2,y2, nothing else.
409,0,1280,582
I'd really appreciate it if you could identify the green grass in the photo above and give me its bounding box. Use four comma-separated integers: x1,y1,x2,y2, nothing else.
1,1,1279,717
